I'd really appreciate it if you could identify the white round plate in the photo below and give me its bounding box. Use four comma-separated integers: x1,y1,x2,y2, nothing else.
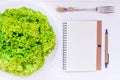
0,0,58,80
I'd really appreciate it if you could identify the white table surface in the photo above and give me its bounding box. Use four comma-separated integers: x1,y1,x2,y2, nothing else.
0,0,120,80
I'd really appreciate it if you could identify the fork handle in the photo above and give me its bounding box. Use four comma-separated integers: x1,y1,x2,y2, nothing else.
67,7,96,12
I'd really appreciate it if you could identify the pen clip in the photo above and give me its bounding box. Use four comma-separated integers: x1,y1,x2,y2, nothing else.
108,54,109,64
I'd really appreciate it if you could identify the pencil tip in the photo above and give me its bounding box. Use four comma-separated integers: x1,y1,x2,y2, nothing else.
105,29,108,34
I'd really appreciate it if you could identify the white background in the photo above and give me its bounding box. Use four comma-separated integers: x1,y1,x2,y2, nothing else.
0,0,120,80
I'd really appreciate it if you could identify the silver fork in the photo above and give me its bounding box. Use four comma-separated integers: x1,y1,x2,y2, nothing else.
56,6,114,14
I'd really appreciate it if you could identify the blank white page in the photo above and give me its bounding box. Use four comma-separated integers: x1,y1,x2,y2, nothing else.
65,21,97,71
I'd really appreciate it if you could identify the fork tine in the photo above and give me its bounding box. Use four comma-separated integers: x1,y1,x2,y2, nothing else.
103,10,114,13
103,8,114,12
98,6,114,13
104,7,114,13
105,6,114,10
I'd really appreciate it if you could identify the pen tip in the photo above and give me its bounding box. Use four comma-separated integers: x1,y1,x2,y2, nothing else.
105,63,108,68
105,29,108,34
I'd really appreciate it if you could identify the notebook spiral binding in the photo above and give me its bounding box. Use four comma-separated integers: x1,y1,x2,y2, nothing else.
63,22,67,70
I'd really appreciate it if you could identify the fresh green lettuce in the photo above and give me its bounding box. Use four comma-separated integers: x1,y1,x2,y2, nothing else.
0,7,56,76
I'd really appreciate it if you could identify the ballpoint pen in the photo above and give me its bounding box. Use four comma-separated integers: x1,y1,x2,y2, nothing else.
105,29,109,68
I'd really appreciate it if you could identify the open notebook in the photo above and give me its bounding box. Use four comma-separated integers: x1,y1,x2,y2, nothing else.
63,20,102,71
